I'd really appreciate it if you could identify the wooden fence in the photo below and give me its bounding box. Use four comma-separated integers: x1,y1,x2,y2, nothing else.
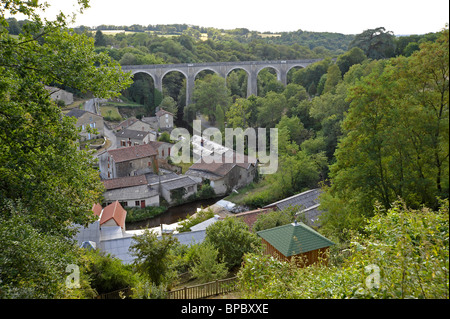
97,276,238,299
166,276,238,299
97,287,132,299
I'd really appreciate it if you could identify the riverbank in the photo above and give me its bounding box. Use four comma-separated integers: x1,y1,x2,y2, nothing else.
126,196,227,230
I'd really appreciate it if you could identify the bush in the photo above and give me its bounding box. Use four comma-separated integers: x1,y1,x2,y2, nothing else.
238,199,449,299
125,206,167,223
190,242,228,283
177,208,215,233
205,217,260,269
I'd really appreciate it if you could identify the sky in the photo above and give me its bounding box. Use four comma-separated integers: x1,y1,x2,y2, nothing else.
17,0,450,35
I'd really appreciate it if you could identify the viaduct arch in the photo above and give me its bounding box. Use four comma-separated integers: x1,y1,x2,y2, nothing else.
121,59,322,105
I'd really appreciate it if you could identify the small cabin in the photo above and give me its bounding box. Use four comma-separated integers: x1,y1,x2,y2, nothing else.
257,221,335,267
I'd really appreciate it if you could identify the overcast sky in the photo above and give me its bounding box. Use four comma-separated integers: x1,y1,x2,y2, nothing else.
24,0,450,35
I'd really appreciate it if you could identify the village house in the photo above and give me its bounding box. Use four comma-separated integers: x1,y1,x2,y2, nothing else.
65,108,104,141
103,143,159,179
257,220,335,267
142,109,174,131
115,129,156,147
185,152,258,196
101,170,198,207
45,85,74,105
155,109,174,130
102,175,160,208
159,175,198,205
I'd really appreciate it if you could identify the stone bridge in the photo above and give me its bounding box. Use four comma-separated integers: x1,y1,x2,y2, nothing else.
121,59,321,105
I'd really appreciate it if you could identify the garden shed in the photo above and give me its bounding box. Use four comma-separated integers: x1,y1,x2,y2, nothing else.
257,221,335,267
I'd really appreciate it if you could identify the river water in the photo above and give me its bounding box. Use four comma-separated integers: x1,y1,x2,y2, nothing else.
126,197,226,230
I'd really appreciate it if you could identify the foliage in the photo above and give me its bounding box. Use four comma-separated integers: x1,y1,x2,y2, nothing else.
252,206,297,232
129,230,179,286
177,208,215,233
349,27,396,59
238,199,449,299
131,279,167,299
321,28,449,238
125,205,167,223
192,74,232,124
0,206,94,299
80,249,138,295
0,0,132,237
205,217,260,269
190,242,228,283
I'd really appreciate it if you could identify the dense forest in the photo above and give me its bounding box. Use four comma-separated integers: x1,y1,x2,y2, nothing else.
1,2,448,300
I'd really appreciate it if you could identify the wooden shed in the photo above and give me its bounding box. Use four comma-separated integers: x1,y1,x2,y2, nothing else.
257,221,335,267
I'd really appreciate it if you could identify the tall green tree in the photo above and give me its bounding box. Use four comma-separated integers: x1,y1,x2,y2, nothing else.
0,0,132,237
349,27,395,60
321,28,449,237
0,0,132,297
129,230,179,286
192,73,231,124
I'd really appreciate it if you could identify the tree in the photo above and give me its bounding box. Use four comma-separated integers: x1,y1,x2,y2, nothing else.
226,98,252,129
94,30,106,46
129,230,179,285
336,47,367,75
0,0,132,237
349,27,395,59
323,64,342,94
256,91,286,127
321,28,449,237
192,74,232,124
159,96,178,118
190,242,228,283
0,0,132,297
205,217,260,269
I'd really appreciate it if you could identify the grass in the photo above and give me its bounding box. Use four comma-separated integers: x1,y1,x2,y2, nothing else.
100,105,122,121
224,181,270,206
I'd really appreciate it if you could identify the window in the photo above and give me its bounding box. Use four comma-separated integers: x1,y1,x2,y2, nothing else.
135,201,140,207
121,140,126,147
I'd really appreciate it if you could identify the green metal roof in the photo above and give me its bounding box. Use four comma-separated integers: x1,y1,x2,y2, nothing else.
257,222,335,257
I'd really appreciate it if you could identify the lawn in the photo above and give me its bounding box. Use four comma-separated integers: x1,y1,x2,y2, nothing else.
100,105,122,122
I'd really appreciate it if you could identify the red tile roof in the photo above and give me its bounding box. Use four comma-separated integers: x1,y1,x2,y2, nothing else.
100,201,127,229
108,143,157,163
92,203,103,217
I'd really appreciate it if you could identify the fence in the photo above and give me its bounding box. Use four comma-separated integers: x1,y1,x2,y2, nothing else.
97,287,132,299
166,277,238,299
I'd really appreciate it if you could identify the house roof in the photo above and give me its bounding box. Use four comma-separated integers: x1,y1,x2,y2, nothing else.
160,176,197,191
115,129,150,140
100,201,127,229
257,222,335,257
65,108,100,119
92,203,103,217
156,109,173,117
187,152,256,178
102,175,149,190
263,188,322,212
115,117,138,130
108,143,158,163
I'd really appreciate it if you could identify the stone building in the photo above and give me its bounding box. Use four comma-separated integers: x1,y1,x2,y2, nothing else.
185,152,257,196
65,108,104,141
105,143,159,179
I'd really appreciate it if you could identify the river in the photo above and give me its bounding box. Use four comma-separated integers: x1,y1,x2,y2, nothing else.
126,197,226,230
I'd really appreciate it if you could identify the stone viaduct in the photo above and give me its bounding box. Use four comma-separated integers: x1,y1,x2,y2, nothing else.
121,59,321,105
